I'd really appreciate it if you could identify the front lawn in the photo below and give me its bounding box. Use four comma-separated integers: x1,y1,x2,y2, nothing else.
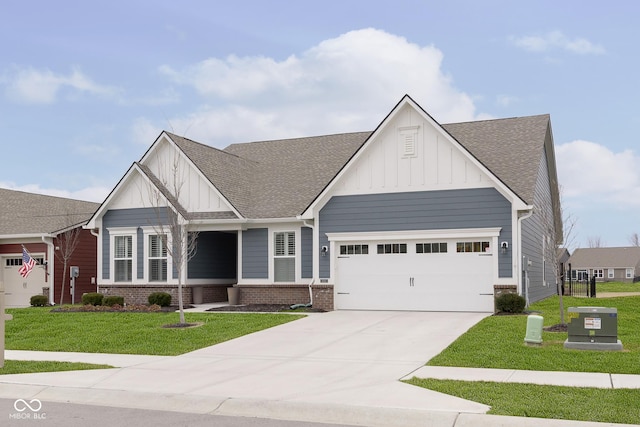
406,295,640,424
1,360,113,375
427,295,640,373
406,379,640,425
5,308,304,356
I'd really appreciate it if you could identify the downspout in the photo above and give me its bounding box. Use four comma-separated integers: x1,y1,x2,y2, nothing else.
298,219,316,308
41,236,55,305
517,208,534,307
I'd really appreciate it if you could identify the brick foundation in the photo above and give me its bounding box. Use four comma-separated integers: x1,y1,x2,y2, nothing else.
236,284,334,311
97,284,229,305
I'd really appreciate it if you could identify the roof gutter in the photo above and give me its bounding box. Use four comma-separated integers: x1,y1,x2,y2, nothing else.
517,207,535,306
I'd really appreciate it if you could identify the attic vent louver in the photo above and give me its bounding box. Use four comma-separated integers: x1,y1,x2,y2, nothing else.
399,126,419,158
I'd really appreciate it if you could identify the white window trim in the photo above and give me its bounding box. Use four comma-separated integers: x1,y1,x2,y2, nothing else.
626,268,634,279
608,268,615,279
141,226,174,284
108,227,137,284
267,225,301,283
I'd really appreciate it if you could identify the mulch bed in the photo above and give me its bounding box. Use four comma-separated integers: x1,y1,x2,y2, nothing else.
206,304,325,313
543,323,568,332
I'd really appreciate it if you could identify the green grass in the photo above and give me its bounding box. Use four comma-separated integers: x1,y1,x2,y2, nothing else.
427,295,640,373
1,360,113,375
6,308,304,356
405,378,640,425
408,295,640,424
597,281,640,293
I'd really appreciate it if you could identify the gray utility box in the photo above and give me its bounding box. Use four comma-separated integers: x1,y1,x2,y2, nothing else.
564,307,623,351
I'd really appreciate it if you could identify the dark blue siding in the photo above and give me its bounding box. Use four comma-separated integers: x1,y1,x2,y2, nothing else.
242,228,268,279
188,231,237,279
319,188,512,278
102,207,169,280
301,227,313,279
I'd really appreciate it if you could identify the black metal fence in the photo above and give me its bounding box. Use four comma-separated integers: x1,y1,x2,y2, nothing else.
565,264,597,297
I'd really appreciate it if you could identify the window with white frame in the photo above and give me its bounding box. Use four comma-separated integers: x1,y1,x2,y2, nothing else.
149,234,168,282
608,269,615,279
274,231,295,282
627,268,634,279
592,269,604,279
114,235,133,282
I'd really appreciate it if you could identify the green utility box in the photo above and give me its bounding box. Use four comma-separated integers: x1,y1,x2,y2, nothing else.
564,307,623,351
524,314,543,346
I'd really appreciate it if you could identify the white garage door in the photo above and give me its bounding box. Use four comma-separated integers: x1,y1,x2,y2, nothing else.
2,255,47,308
335,239,495,312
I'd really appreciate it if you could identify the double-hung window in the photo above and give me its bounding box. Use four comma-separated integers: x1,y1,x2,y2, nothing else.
114,235,133,282
274,231,295,282
149,234,168,282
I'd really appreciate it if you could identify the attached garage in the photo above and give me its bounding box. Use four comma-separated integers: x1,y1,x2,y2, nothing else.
2,254,46,308
330,229,501,312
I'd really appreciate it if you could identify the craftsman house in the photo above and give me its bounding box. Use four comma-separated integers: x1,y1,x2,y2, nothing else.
568,247,640,283
0,188,99,307
85,95,562,311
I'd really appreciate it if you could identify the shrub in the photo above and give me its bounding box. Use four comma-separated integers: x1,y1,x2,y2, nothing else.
103,295,124,307
30,294,48,307
148,292,171,307
81,292,104,306
495,293,526,313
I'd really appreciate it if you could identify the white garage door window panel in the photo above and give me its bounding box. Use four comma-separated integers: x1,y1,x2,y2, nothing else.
332,233,498,312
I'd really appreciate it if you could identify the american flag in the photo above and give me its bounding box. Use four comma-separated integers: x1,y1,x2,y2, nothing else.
18,247,36,278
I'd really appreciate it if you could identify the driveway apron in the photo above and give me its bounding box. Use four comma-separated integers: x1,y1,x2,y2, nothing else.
0,311,490,414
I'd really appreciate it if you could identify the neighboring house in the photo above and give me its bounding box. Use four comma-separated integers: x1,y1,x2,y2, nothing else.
568,247,640,283
85,95,562,312
0,188,99,307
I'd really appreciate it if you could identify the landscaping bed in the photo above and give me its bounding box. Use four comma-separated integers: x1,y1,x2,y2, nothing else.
206,304,326,313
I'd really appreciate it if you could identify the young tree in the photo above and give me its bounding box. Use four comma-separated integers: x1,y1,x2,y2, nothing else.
142,157,198,325
54,222,83,305
629,232,640,247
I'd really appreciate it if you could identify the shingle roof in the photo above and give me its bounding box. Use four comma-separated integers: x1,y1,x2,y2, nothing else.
0,188,100,236
167,131,370,218
569,247,640,269
163,113,551,219
442,114,551,205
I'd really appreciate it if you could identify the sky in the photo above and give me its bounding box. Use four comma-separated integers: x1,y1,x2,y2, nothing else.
1,0,638,249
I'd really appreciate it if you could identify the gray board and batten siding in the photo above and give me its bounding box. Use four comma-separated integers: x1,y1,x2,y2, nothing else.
318,188,513,279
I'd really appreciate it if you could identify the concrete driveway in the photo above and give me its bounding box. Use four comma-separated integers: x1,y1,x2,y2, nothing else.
0,311,490,423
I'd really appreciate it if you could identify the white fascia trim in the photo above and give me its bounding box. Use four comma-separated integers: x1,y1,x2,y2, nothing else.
326,228,502,242
0,233,52,241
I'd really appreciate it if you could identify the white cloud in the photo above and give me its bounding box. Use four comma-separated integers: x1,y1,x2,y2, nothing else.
556,140,640,207
496,95,518,107
158,28,481,145
0,182,109,203
132,117,163,145
510,31,605,55
4,66,120,104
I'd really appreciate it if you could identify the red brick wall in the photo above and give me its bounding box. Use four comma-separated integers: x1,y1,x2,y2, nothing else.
97,284,229,305
237,284,334,311
53,229,97,304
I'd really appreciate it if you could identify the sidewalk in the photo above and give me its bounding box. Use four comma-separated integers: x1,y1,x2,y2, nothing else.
405,365,640,389
2,310,640,427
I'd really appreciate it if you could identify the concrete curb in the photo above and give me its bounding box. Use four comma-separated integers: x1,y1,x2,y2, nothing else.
0,386,636,427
